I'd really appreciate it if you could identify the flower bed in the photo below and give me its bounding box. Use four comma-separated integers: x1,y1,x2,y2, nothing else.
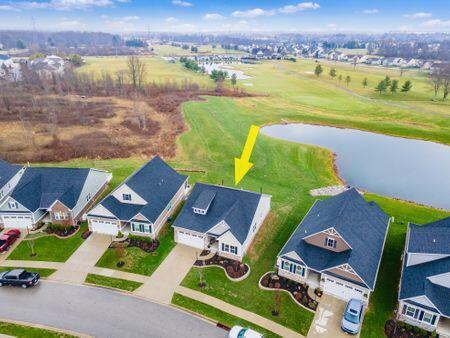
45,224,79,237
81,230,92,240
384,320,437,338
260,272,318,311
125,235,159,253
194,254,249,279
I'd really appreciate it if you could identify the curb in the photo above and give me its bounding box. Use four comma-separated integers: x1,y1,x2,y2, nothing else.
0,317,92,338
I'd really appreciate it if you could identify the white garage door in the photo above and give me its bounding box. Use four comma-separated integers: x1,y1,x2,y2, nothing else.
323,277,365,302
2,215,33,229
89,219,118,236
177,230,205,249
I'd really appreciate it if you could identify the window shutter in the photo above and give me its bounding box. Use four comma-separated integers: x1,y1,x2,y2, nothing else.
281,260,285,270
431,315,437,325
324,238,328,246
402,305,407,315
418,311,424,321
333,240,337,248
221,243,225,251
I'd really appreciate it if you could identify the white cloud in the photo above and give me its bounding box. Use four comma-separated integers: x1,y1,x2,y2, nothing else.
202,13,225,20
172,0,192,7
327,23,336,28
363,9,379,14
104,15,140,31
58,19,85,29
165,16,177,23
0,5,20,11
278,2,320,14
232,2,319,18
421,19,450,27
12,0,128,11
403,12,432,19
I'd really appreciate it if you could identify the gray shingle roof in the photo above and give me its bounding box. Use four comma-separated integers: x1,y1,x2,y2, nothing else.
399,218,450,317
193,190,216,210
10,167,91,211
0,160,22,190
93,156,187,223
279,188,390,289
173,183,264,244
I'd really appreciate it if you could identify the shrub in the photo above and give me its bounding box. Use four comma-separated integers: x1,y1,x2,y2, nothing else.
274,282,281,289
117,231,124,239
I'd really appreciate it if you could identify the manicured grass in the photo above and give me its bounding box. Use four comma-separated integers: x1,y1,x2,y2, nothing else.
95,222,176,276
0,321,75,338
172,293,280,338
0,266,56,278
7,223,88,263
84,273,142,292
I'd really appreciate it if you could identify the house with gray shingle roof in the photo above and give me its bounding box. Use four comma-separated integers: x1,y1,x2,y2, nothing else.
0,162,111,230
86,156,188,238
0,160,25,204
397,217,450,336
277,188,390,304
172,183,271,261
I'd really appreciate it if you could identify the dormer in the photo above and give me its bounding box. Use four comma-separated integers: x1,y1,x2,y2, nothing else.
303,227,352,252
192,190,216,215
112,184,147,205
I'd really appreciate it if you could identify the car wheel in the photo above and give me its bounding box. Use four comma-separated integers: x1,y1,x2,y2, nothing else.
7,246,11,251
21,284,27,289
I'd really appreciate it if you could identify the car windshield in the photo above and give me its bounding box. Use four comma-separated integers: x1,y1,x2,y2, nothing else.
0,240,6,246
237,329,248,338
344,310,360,324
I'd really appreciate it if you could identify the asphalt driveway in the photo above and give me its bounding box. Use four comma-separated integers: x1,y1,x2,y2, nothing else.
0,281,225,338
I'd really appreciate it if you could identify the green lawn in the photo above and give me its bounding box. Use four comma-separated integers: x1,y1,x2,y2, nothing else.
84,273,142,292
7,223,88,262
95,221,176,276
0,321,75,338
172,293,280,338
0,266,56,278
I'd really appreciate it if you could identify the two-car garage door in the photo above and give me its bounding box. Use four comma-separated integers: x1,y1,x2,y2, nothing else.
89,219,119,236
176,230,205,249
1,215,33,229
323,276,366,302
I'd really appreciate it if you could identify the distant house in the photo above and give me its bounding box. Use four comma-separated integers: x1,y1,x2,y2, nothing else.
0,165,111,229
172,183,271,261
86,156,188,238
277,188,390,304
397,217,450,336
0,160,25,203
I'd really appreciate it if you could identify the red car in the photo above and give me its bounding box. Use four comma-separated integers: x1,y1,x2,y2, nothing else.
0,229,21,253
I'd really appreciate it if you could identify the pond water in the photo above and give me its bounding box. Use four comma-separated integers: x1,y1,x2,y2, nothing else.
199,62,251,80
261,123,450,210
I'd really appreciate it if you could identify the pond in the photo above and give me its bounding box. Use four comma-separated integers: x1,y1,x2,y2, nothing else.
261,123,450,210
199,62,251,80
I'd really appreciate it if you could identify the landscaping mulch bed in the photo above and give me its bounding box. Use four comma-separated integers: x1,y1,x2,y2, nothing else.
194,254,249,279
260,272,318,311
44,225,79,237
126,237,160,253
199,250,210,257
384,320,436,338
81,230,92,240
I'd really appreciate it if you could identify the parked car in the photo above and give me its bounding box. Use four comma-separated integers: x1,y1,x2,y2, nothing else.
228,326,263,338
0,269,40,288
0,229,20,253
341,298,364,334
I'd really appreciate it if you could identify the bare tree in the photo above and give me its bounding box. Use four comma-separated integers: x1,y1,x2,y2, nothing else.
126,56,146,88
442,65,450,100
430,66,443,97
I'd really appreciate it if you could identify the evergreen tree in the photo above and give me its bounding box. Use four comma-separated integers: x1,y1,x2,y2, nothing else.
338,74,343,82
401,80,412,94
384,76,391,88
345,75,351,87
329,68,337,79
375,80,387,95
231,73,237,86
362,77,368,88
390,79,399,94
314,64,323,76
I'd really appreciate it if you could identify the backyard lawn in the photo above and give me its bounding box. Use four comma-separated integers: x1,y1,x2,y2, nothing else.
172,293,280,338
95,221,176,276
7,223,88,262
85,273,142,292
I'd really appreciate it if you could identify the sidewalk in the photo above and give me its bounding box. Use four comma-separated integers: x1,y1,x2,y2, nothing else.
49,234,111,283
176,286,305,338
134,244,200,304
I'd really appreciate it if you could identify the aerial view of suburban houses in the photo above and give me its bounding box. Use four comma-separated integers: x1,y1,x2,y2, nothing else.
397,217,450,337
173,182,271,261
277,188,390,305
0,162,111,229
86,156,189,238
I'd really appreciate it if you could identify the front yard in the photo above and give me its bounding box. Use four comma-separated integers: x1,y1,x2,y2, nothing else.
7,223,88,262
0,321,75,338
84,273,142,292
95,222,176,276
0,266,56,278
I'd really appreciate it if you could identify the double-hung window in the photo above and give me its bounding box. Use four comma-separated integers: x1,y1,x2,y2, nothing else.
8,201,17,209
123,194,132,201
230,246,238,255
325,237,337,248
132,223,152,233
282,260,305,277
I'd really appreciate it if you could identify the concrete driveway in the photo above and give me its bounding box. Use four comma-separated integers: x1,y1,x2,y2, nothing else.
0,229,24,263
49,233,112,283
134,244,200,304
0,281,225,338
307,295,361,338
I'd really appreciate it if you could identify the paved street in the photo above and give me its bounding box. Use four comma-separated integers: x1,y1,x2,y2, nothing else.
0,281,225,338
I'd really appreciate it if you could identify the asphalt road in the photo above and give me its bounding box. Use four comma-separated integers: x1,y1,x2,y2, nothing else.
0,281,226,338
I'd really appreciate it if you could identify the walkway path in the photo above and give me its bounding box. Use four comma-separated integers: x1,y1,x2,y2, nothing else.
48,233,111,283
176,286,305,338
134,244,200,304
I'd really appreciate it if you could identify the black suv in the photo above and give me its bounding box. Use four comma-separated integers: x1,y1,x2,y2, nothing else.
0,269,40,288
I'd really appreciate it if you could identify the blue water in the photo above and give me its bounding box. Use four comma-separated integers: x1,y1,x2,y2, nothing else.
261,123,450,210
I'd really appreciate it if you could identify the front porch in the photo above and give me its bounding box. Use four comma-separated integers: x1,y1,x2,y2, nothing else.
307,270,321,289
437,317,450,338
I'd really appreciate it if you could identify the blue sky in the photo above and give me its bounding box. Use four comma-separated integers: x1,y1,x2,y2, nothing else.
0,0,449,33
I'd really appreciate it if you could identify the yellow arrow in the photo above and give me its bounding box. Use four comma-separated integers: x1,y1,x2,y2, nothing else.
235,125,260,185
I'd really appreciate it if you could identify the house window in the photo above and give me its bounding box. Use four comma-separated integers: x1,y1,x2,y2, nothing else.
422,312,434,324
54,212,69,220
281,260,305,277
132,223,152,233
123,194,132,201
86,193,91,201
221,243,230,252
8,201,17,209
230,246,238,255
405,306,416,318
325,237,337,248
221,243,238,255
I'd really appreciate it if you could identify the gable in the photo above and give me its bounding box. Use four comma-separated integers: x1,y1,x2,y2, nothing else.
325,264,367,286
49,200,70,213
428,272,450,288
132,213,151,223
88,204,117,219
407,295,437,309
303,227,351,252
407,253,449,267
218,230,242,246
207,221,230,236
283,251,304,263
0,196,31,212
112,184,147,205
